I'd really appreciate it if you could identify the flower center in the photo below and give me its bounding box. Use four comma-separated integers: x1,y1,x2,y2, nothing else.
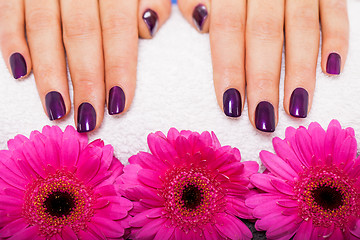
161,165,226,231
44,191,75,217
181,184,203,210
294,164,360,229
23,170,97,238
311,185,343,211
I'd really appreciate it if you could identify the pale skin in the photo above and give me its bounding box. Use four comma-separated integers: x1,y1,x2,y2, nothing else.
0,0,349,133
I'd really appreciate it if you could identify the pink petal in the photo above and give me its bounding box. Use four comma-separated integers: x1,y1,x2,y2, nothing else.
325,120,342,159
91,216,124,238
250,173,278,193
328,227,345,240
0,218,28,237
272,137,303,173
60,131,80,168
130,208,163,227
130,152,167,172
138,169,163,189
241,161,259,177
350,219,360,238
259,151,298,181
270,178,294,196
87,222,107,239
0,167,26,190
7,225,39,240
333,136,357,166
174,135,192,158
0,195,23,208
308,122,326,161
215,214,252,240
22,141,47,178
7,134,29,151
76,145,101,183
226,197,252,219
77,230,98,240
255,213,287,231
135,218,167,240
203,225,222,240
252,200,285,219
61,226,77,240
276,199,298,208
266,214,299,239
293,220,312,240
174,228,188,240
154,220,175,240
211,131,222,149
218,162,244,178
119,164,142,187
245,193,283,209
147,133,177,166
166,128,180,145
98,145,114,171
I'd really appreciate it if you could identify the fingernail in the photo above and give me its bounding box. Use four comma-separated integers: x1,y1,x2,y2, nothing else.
255,101,275,132
143,9,158,37
223,88,241,117
77,102,96,133
192,4,208,31
326,52,341,75
289,88,308,118
45,91,66,120
9,53,27,79
108,86,125,115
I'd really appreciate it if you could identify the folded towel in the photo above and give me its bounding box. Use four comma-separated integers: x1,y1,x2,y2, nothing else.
0,2,359,168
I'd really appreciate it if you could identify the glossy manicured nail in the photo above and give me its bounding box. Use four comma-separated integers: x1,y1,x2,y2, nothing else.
193,4,208,31
108,86,125,115
255,101,275,132
326,53,341,75
77,102,96,133
9,53,27,79
143,9,158,37
223,88,241,117
289,88,308,118
45,91,66,121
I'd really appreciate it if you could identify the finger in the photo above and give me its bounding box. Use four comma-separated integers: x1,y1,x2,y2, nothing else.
246,0,284,132
0,0,31,79
99,0,138,115
25,0,69,121
284,0,320,118
320,0,349,75
138,0,172,38
210,0,246,118
178,0,210,33
61,0,104,133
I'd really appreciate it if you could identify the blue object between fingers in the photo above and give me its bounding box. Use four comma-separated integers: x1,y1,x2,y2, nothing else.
172,0,177,3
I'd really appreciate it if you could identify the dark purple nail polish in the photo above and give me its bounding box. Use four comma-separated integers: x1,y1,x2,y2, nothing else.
255,101,275,132
9,53,27,79
326,53,341,75
223,88,241,117
143,9,158,37
289,88,308,118
192,4,208,31
77,102,96,133
108,86,125,115
45,91,66,120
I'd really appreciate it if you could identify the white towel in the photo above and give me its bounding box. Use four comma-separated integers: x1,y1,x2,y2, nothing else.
0,2,360,168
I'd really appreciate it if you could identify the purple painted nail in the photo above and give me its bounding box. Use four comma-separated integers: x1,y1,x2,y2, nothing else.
326,53,341,75
255,101,275,132
143,9,158,37
192,4,208,31
9,53,27,79
45,91,66,121
223,88,241,117
289,88,308,118
77,102,96,133
108,86,125,115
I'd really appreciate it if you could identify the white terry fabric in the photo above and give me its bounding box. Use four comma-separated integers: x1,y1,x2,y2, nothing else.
0,2,360,167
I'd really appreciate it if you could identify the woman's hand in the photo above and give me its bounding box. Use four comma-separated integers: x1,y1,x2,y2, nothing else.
0,0,171,132
178,0,349,132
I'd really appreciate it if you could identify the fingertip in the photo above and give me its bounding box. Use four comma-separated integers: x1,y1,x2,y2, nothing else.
178,0,210,33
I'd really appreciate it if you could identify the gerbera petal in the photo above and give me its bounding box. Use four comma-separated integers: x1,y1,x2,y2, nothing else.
130,152,168,172
61,226,77,240
166,128,180,145
328,227,345,240
252,200,286,219
294,127,314,166
215,214,251,240
0,167,26,190
147,133,177,166
7,134,29,151
226,197,253,219
293,220,312,240
0,195,23,208
135,218,167,240
7,225,39,240
211,131,222,149
0,218,28,238
270,178,294,196
276,199,298,208
76,145,101,183
245,193,283,209
22,141,47,178
250,174,278,193
138,169,163,189
333,135,357,166
266,214,299,239
308,122,326,162
174,135,192,158
350,220,360,238
255,213,286,231
154,220,176,240
324,120,342,158
202,225,222,240
77,230,98,240
130,208,163,227
272,137,304,173
259,151,298,181
91,216,124,238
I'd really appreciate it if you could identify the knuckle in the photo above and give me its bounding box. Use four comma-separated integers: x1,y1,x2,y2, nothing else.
63,13,99,40
26,8,59,33
247,16,283,40
73,77,99,90
101,13,135,36
211,10,245,33
251,70,278,90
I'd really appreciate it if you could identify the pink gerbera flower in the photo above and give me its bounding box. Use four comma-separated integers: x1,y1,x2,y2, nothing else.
120,128,259,239
0,126,132,239
246,120,360,240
